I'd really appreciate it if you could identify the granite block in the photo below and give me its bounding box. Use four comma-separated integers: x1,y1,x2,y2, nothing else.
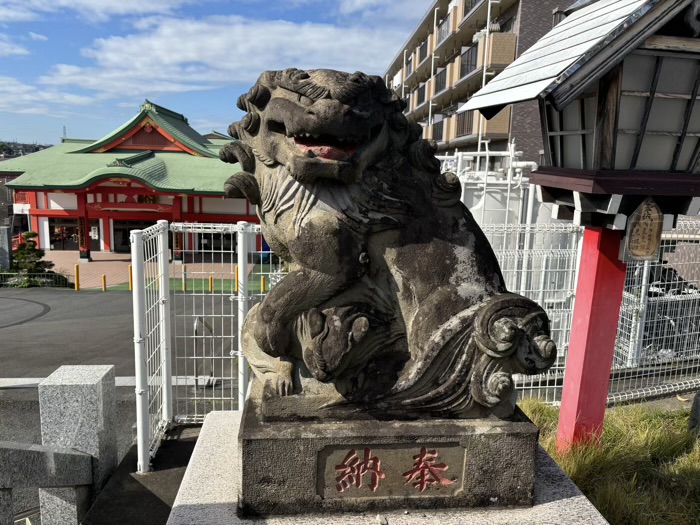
39,487,90,525
0,489,12,525
0,441,92,488
39,365,117,493
167,412,609,525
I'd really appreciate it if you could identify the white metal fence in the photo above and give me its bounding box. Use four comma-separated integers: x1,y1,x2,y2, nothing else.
131,219,700,470
130,221,173,473
483,223,583,404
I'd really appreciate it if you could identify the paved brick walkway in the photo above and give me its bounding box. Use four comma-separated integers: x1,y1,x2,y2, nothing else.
43,251,255,290
45,251,132,289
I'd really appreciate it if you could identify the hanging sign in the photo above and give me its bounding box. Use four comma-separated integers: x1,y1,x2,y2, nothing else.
625,197,663,261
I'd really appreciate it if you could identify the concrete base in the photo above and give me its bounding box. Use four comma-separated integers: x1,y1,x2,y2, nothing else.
239,387,538,515
167,412,609,525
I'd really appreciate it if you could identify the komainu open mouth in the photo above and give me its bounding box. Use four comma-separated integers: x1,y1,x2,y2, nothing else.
293,133,361,161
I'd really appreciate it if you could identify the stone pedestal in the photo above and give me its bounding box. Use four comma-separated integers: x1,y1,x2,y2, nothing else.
167,411,609,525
238,382,538,516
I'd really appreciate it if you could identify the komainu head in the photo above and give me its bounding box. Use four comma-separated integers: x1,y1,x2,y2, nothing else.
221,68,435,186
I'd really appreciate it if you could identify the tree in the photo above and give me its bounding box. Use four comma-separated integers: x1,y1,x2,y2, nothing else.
11,231,54,274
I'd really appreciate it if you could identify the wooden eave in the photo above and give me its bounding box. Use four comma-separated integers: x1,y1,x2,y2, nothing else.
532,166,700,196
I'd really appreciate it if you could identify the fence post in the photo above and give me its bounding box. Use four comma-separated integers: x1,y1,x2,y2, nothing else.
130,229,151,473
627,260,651,368
157,220,173,423
237,221,250,410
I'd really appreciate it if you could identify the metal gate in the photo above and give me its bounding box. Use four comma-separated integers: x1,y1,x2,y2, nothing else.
130,221,172,473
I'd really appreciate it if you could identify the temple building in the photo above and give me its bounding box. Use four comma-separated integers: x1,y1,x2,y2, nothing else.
3,101,250,260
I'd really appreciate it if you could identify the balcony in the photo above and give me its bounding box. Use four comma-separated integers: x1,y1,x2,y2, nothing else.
456,111,474,137
437,15,452,45
416,84,426,107
433,120,445,142
418,39,428,64
460,46,478,78
405,54,414,78
462,0,481,18
434,68,448,95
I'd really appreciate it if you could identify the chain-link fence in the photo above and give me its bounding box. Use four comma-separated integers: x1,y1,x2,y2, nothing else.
0,272,73,288
610,220,700,404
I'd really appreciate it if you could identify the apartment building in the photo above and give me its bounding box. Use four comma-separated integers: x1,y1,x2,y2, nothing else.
384,0,571,164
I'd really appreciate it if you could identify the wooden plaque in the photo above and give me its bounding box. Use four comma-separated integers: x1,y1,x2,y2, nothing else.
625,198,663,261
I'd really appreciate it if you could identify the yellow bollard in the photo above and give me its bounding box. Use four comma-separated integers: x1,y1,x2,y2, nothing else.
235,266,239,294
74,264,80,292
261,275,266,293
128,264,133,292
209,275,214,293
102,274,107,292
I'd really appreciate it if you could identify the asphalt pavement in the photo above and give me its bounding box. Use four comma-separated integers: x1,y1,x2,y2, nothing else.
0,288,135,377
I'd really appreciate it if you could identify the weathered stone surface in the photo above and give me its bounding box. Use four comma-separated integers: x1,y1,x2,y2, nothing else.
39,365,117,493
39,487,90,525
239,380,537,516
0,441,92,488
168,411,609,525
0,489,12,525
221,69,557,420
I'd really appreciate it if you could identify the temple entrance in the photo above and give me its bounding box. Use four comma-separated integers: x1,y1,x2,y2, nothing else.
113,220,159,253
49,218,100,251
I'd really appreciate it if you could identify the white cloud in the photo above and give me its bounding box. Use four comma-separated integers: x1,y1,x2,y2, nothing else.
0,0,204,23
38,15,410,99
28,31,48,41
0,76,94,115
0,34,29,56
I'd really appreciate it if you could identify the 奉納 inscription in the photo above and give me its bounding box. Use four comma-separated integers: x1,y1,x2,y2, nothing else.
322,443,463,499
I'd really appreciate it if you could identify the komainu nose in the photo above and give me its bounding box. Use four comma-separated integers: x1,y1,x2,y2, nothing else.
305,99,352,118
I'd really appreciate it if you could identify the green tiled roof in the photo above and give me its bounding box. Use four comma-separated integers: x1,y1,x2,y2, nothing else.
2,101,240,194
3,139,240,195
72,100,217,158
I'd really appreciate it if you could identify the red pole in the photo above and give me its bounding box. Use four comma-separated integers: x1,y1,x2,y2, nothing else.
556,227,626,452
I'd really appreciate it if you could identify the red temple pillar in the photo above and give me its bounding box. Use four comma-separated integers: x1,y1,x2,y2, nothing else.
556,227,626,452
77,193,91,262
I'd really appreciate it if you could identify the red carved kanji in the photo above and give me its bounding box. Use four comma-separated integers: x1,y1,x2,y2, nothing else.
335,448,386,493
402,447,455,493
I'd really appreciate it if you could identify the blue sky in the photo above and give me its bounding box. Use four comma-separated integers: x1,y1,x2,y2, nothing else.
0,0,431,145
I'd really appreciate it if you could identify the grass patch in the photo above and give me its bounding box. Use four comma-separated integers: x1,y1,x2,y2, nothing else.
520,399,700,525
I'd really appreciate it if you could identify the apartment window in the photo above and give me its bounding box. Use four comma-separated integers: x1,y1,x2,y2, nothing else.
403,95,410,113
417,84,426,106
456,111,474,137
419,39,428,63
433,119,444,141
500,16,515,33
437,15,452,45
462,0,479,16
460,46,478,78
435,68,448,94
406,55,414,76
